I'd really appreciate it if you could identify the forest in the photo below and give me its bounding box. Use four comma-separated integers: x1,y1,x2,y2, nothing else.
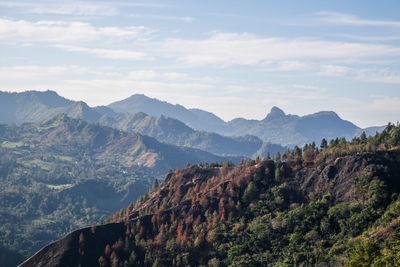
21,123,400,266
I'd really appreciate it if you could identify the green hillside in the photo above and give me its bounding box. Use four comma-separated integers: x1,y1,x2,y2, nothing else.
0,114,239,265
20,123,400,266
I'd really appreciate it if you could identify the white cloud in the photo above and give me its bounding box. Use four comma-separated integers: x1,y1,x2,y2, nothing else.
128,70,158,80
356,69,400,84
292,84,326,92
52,44,149,60
0,1,118,16
0,1,167,16
371,97,400,113
316,11,400,27
0,18,153,43
129,14,194,23
162,32,400,66
258,61,309,72
125,70,207,81
162,72,189,80
0,65,88,80
339,34,400,42
319,65,350,76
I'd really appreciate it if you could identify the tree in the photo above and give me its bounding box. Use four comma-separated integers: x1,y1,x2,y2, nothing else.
152,179,159,191
242,182,257,203
320,138,328,151
360,131,367,144
347,241,380,266
275,152,281,161
292,146,302,157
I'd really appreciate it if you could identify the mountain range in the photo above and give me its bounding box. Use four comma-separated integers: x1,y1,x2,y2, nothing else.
0,90,385,150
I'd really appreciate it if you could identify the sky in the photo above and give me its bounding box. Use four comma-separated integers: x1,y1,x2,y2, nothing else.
1,0,400,127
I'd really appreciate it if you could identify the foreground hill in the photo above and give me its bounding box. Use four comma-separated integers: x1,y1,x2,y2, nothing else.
21,124,400,266
0,114,239,266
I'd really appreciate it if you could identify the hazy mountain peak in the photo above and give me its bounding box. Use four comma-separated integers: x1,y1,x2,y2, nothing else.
307,110,339,119
265,106,286,120
126,94,150,101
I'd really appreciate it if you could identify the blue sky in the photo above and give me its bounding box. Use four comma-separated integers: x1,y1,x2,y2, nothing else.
1,0,400,127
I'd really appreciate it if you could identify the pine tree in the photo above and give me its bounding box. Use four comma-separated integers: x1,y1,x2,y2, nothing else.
152,179,159,191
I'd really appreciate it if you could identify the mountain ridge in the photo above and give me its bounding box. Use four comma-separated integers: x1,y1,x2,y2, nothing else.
0,90,287,157
0,90,386,148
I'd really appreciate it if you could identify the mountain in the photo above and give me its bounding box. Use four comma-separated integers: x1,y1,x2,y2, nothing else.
0,90,72,124
107,94,385,146
20,124,400,266
0,91,286,158
224,107,362,146
0,91,385,148
0,114,240,265
108,94,226,133
0,90,109,124
99,112,285,158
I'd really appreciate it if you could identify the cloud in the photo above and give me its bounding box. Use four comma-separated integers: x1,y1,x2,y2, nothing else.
292,84,326,92
162,72,189,80
0,18,153,43
356,69,400,84
319,65,350,76
0,1,118,16
315,11,400,27
0,65,88,80
126,70,206,81
52,44,149,60
0,1,165,16
371,97,400,113
128,70,158,80
262,61,309,71
129,14,194,22
339,34,400,42
162,32,400,66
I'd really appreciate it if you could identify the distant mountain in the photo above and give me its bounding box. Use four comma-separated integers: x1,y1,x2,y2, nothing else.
108,94,226,132
223,107,361,146
107,94,385,146
0,91,386,148
99,112,285,158
0,91,285,158
0,90,108,124
0,90,72,123
0,114,239,264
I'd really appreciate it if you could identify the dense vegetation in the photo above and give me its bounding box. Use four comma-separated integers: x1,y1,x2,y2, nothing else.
22,123,400,266
0,114,238,266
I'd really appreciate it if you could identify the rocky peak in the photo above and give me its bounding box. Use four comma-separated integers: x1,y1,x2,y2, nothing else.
265,106,286,120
